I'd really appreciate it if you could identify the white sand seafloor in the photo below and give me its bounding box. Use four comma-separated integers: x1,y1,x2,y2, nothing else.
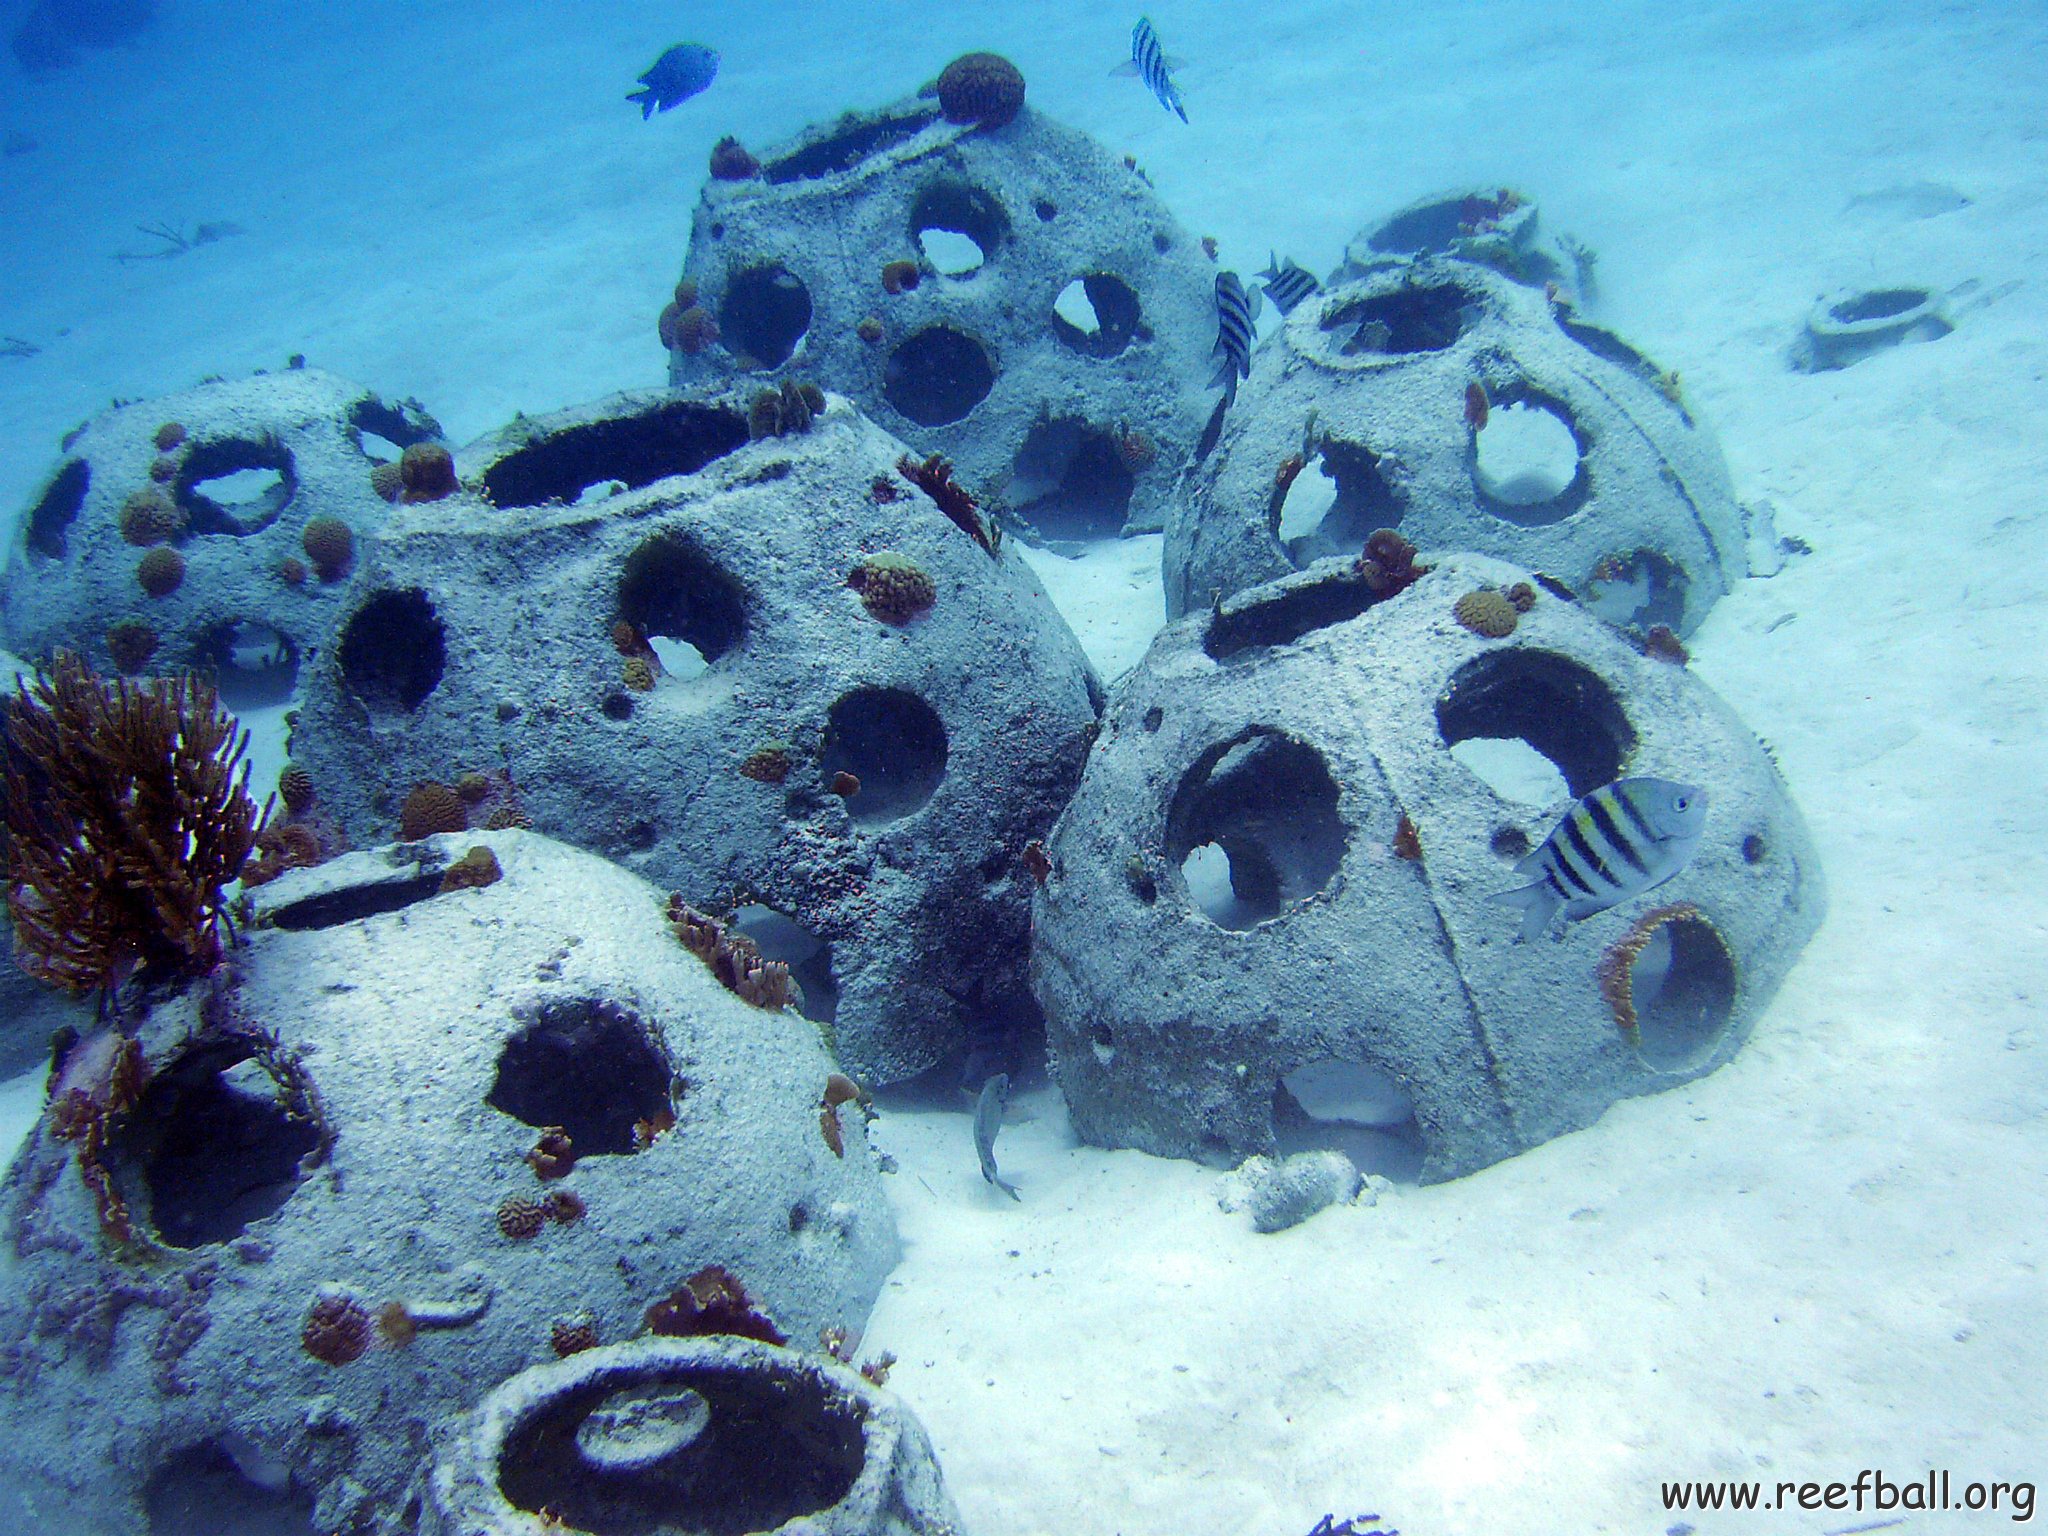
1,1,2045,1532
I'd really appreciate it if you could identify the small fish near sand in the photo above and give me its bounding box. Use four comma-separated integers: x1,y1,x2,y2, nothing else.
628,43,719,119
1209,270,1260,404
973,1073,1020,1201
1115,17,1188,122
1491,777,1708,942
1258,253,1321,316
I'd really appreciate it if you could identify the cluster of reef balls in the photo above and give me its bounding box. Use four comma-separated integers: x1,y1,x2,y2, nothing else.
0,47,1825,1536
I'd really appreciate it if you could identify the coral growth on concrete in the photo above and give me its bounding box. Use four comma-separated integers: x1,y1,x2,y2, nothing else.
937,51,1026,129
848,551,936,624
1453,587,1519,637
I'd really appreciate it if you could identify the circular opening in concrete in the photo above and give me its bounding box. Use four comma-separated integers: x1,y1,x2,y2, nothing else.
910,181,1009,276
1167,729,1347,929
1474,401,1581,506
820,687,947,826
1277,439,1403,565
1007,418,1134,540
479,401,750,509
1584,548,1690,631
762,108,939,183
193,619,299,710
26,457,88,558
1829,287,1932,325
719,263,812,370
496,1351,864,1531
731,905,836,1024
1436,650,1634,800
1622,912,1738,1071
145,1440,318,1535
1050,273,1143,358
619,535,747,665
1323,283,1475,355
114,1039,323,1249
487,997,673,1157
1275,1058,1424,1183
176,437,296,536
883,325,996,426
339,589,446,714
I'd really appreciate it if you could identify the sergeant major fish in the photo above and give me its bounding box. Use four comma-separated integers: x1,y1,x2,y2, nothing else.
973,1073,1021,1201
1258,253,1321,316
1115,17,1188,123
1210,271,1260,404
1491,777,1707,942
628,43,719,119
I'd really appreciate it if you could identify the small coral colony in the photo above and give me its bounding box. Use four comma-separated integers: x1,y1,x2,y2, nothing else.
0,22,1817,1536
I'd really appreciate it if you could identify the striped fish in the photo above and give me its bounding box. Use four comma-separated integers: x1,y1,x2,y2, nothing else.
1258,253,1321,315
1491,777,1708,942
1117,17,1188,122
1210,270,1260,403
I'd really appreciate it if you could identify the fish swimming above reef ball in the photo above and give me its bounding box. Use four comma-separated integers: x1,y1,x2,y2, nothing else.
628,43,719,119
1491,777,1708,942
1258,253,1321,316
1210,271,1260,404
973,1073,1020,1201
1116,16,1188,122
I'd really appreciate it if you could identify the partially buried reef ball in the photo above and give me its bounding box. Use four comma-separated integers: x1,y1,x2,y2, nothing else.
937,52,1025,129
399,442,459,503
136,546,185,597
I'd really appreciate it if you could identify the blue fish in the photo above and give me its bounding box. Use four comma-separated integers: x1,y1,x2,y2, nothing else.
628,43,719,119
1115,17,1187,123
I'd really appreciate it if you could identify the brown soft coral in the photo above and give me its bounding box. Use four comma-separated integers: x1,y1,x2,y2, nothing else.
880,259,921,296
644,1265,786,1345
667,896,791,1011
897,453,996,554
5,654,265,992
936,52,1026,129
239,822,325,887
847,552,936,624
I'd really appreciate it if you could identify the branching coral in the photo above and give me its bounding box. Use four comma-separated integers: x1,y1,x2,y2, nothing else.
5,654,265,994
666,896,791,1011
897,453,996,554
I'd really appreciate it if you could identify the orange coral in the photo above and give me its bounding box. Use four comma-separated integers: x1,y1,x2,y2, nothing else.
1392,814,1422,861
119,487,185,546
937,52,1025,128
399,782,467,841
302,1294,373,1365
136,546,184,597
847,552,935,624
399,442,459,503
1454,589,1518,638
525,1128,576,1181
300,517,354,581
633,1107,676,1149
439,845,503,893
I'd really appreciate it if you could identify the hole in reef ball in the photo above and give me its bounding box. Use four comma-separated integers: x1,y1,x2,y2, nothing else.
1474,401,1581,506
1166,729,1347,929
618,534,747,664
819,687,948,826
27,458,89,558
486,997,673,1156
1626,913,1739,1072
144,1439,320,1534
1007,418,1134,540
1275,1058,1425,1184
192,619,299,711
176,436,297,536
732,904,837,1023
909,181,1010,276
1321,282,1476,354
1280,440,1404,568
114,1039,322,1249
1583,548,1690,632
479,401,749,509
719,262,812,369
1049,273,1142,358
339,589,446,714
882,325,996,427
1436,649,1634,800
